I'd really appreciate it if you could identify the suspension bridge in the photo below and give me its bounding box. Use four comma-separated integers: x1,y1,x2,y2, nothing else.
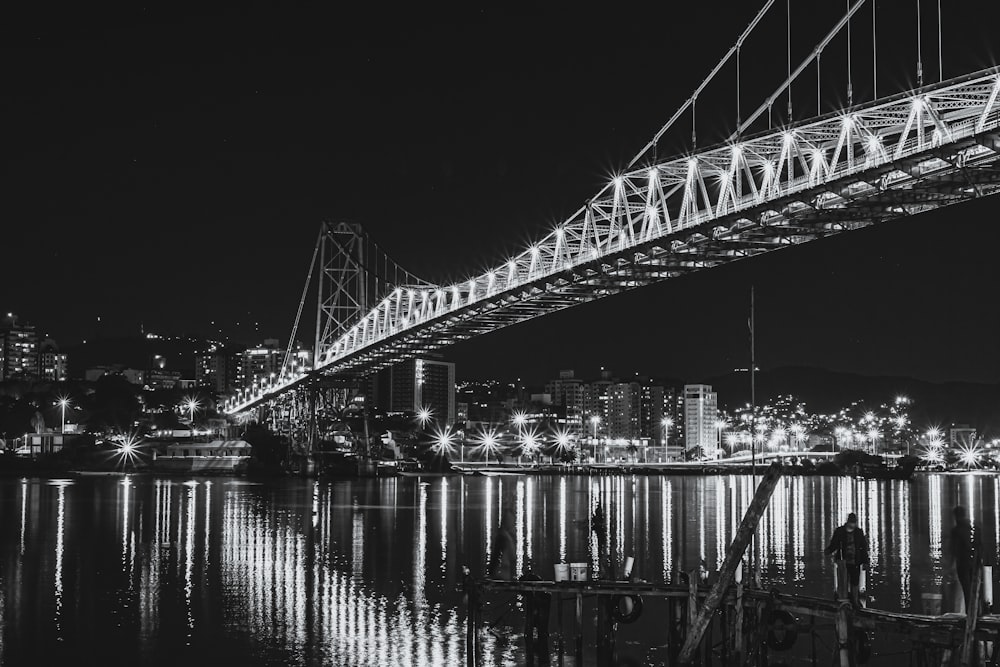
225,0,1000,418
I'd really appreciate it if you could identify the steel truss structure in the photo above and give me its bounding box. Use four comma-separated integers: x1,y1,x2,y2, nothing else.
226,67,1000,415
313,221,429,363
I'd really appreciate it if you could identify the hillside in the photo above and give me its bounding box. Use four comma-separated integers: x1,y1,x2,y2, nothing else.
704,366,1000,434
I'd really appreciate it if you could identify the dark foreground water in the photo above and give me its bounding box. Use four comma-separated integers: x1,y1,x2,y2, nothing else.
1,473,998,666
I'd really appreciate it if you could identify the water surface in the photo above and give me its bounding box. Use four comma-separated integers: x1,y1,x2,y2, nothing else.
0,473,996,665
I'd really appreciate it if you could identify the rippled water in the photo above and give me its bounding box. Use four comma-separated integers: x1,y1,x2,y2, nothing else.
1,473,998,665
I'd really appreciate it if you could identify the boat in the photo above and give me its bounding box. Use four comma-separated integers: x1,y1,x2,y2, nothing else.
151,440,251,474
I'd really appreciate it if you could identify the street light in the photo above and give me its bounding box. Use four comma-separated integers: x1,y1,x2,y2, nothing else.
57,396,71,434
714,419,727,458
416,406,433,429
183,396,200,432
660,417,673,463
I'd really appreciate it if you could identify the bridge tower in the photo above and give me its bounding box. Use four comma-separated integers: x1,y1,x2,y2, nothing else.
280,221,428,459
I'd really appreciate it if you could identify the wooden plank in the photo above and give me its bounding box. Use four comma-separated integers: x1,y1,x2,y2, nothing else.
678,462,783,664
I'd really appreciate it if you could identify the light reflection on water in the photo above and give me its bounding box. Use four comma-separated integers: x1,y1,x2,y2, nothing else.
0,473,998,665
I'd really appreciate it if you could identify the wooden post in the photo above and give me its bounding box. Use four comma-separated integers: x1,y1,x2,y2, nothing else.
575,592,583,666
960,566,983,667
734,580,744,665
834,602,854,667
597,593,613,666
678,462,783,664
720,603,730,666
525,586,536,667
465,569,478,667
688,570,699,632
556,592,564,667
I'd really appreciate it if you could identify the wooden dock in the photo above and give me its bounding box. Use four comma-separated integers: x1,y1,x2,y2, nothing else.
462,463,997,666
465,576,999,666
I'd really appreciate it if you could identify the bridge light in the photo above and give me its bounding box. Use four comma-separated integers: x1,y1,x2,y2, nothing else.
530,245,540,255
555,227,564,238
866,135,881,152
781,131,794,145
612,175,623,188
647,167,658,180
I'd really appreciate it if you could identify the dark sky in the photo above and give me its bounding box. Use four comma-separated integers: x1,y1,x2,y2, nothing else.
4,3,1000,384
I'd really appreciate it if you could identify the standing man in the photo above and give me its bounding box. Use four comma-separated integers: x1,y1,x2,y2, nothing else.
826,512,870,605
948,505,983,611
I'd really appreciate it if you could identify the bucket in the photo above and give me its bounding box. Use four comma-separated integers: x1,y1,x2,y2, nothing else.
922,592,943,615
570,562,589,582
554,563,570,582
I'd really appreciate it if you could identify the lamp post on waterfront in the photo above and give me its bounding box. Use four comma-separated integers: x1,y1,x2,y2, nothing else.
416,406,433,430
183,397,200,431
661,417,673,463
58,396,71,434
590,415,601,463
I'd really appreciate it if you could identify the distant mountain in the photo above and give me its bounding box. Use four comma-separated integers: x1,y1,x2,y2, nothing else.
704,366,1000,434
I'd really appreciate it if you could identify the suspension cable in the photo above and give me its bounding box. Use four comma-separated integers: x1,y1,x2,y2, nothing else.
282,227,323,379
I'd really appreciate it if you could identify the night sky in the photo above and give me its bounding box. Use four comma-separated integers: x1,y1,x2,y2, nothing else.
4,3,1000,384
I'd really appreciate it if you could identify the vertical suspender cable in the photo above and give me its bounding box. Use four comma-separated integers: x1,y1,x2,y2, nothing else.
846,0,853,105
937,0,942,81
916,0,923,86
872,0,877,98
737,45,742,136
692,97,697,149
817,51,822,115
786,0,792,120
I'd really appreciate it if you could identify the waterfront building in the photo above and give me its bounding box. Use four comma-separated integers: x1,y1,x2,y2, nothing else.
372,357,456,426
684,384,719,457
949,425,977,449
0,314,39,381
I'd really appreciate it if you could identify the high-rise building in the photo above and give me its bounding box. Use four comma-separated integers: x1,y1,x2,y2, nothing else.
197,348,243,395
684,384,719,457
0,314,39,381
545,370,586,435
374,357,456,425
240,339,283,389
39,338,68,381
639,383,676,443
605,382,641,439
